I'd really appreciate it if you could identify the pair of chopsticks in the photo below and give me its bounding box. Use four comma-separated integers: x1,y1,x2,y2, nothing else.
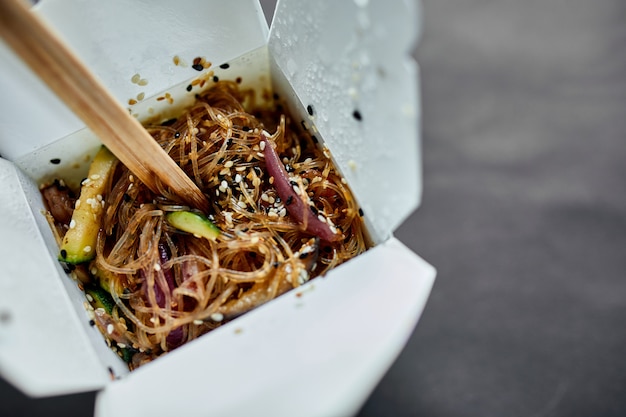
0,0,210,212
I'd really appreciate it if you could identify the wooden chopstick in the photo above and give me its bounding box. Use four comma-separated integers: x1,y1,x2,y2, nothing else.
0,0,210,212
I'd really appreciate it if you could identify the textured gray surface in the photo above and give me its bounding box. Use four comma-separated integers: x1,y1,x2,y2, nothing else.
3,0,626,416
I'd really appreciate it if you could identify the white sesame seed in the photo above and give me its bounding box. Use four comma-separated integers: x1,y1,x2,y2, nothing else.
90,174,101,180
75,200,81,209
234,174,242,183
237,201,247,209
149,317,158,324
261,193,270,202
69,219,76,229
83,246,92,253
193,319,203,325
117,343,127,349
268,210,278,218
131,73,140,83
259,141,266,151
298,269,309,284
138,78,148,86
95,308,105,316
86,294,94,302
293,185,302,195
224,160,234,168
221,180,229,189
90,267,98,275
210,313,224,322
317,215,327,223
107,324,114,334
129,175,134,182
278,208,287,217
268,196,275,204
154,263,161,271
96,194,103,202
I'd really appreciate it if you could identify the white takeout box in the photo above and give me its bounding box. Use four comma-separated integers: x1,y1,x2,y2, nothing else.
0,0,435,415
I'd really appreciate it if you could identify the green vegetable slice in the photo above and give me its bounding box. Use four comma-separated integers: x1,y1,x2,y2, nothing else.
59,146,117,264
166,211,220,241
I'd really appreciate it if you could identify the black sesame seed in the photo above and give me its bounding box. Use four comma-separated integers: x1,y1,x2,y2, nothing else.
285,195,293,206
275,197,281,203
273,93,280,100
174,132,181,138
192,64,203,71
236,77,242,84
285,164,293,172
307,104,314,116
50,158,61,164
273,262,280,268
299,252,309,259
249,251,257,258
186,84,193,92
60,249,67,259
123,193,131,202
242,126,250,132
300,120,308,131
161,118,177,126
310,205,319,215
67,263,76,271
241,227,249,232
358,208,364,217
311,135,319,144
353,110,363,121
213,75,219,82
217,157,225,164
89,319,96,327
219,63,230,69
290,180,298,186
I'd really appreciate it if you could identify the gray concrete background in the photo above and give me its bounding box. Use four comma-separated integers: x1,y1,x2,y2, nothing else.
3,0,626,415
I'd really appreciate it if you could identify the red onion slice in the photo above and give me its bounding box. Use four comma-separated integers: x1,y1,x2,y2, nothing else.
262,134,341,242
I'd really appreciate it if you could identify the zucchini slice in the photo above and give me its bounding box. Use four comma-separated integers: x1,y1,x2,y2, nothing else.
59,146,117,264
166,211,220,241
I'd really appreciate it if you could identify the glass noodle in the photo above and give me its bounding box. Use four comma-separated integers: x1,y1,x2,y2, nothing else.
45,81,369,369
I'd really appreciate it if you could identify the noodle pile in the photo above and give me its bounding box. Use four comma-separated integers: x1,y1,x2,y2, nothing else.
47,81,369,368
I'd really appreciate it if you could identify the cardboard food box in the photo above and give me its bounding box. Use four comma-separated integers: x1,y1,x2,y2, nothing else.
0,0,435,415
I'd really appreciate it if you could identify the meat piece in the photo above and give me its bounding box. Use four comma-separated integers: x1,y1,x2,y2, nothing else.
41,180,76,225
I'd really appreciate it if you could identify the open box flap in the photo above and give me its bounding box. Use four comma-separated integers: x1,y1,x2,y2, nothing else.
268,0,422,242
0,0,269,160
0,158,110,396
95,237,435,417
